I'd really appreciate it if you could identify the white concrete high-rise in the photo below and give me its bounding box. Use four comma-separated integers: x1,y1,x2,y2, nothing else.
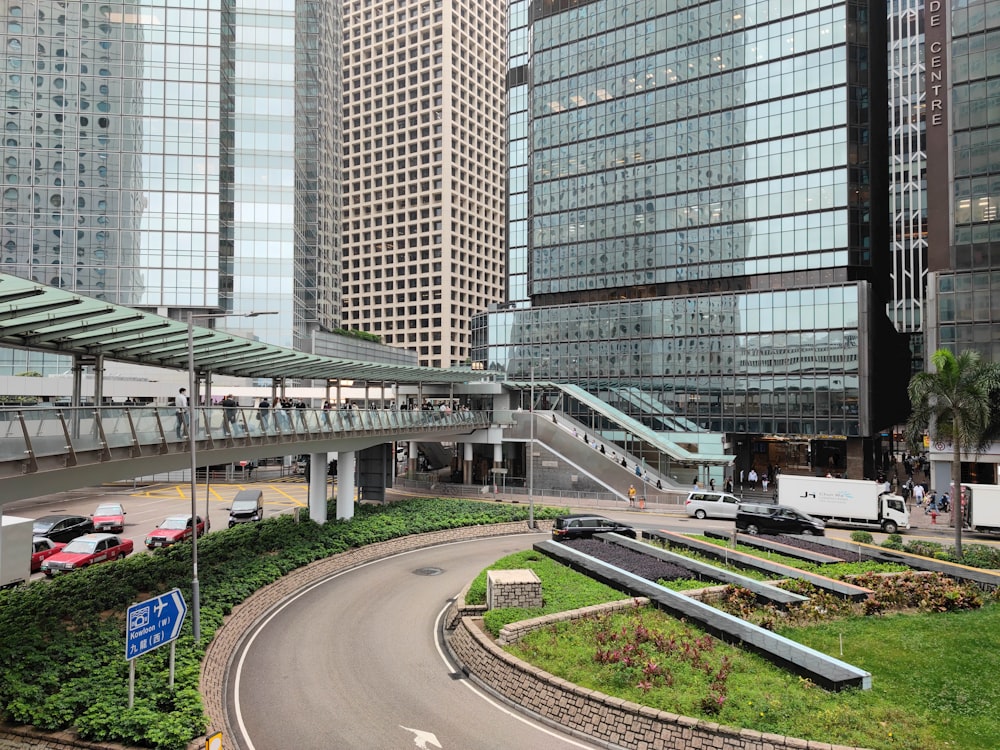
341,0,506,368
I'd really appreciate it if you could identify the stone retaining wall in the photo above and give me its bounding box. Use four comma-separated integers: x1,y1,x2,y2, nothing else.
0,520,548,750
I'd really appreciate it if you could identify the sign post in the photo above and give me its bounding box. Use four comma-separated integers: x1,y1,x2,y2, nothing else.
126,589,188,707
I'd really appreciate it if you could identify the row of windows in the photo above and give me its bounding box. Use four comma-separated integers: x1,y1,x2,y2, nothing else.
535,7,845,89
533,0,840,50
532,135,846,213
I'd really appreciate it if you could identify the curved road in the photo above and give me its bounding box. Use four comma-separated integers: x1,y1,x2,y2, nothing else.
227,533,605,750
223,511,951,750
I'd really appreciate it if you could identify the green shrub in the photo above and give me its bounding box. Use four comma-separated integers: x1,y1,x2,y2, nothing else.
0,498,562,749
881,533,904,550
850,531,874,544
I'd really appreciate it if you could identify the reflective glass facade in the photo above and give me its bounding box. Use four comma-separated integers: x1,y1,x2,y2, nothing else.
474,0,910,445
930,1,1000,362
1,0,340,371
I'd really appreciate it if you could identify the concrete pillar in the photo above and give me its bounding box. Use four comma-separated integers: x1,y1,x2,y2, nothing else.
408,439,418,477
92,354,104,407
463,442,473,485
336,450,356,520
309,451,329,524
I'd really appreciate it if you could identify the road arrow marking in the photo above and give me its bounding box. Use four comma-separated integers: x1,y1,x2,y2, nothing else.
400,725,442,749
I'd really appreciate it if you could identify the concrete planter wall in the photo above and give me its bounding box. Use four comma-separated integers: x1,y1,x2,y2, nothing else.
447,614,866,750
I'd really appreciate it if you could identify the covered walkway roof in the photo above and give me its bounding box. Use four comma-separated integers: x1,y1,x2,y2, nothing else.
0,273,479,384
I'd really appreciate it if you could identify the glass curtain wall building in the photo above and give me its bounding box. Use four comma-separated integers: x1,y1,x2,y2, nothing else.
922,0,1000,488
474,0,911,477
1,0,340,373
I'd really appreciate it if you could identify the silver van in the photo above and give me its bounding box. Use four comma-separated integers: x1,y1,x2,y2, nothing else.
228,489,264,528
684,491,739,520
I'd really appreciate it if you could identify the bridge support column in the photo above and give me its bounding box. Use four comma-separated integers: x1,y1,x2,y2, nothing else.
308,452,329,524
408,440,418,477
336,450,356,520
463,442,473,485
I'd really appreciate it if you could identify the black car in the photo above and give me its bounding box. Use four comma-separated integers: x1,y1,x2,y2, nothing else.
735,503,825,536
31,514,95,544
551,514,637,541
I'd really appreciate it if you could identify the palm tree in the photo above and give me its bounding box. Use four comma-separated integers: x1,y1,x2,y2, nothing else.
906,348,1000,559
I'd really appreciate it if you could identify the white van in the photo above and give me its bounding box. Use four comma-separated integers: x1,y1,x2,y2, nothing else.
684,491,740,520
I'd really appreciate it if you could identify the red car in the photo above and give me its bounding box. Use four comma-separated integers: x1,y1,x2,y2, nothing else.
40,533,134,575
91,502,126,534
31,537,66,572
145,515,209,550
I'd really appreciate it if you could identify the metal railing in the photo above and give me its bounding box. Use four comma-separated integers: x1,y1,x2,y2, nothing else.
0,405,492,481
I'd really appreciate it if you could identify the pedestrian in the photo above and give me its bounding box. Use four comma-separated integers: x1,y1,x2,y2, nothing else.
748,467,758,489
709,477,716,491
762,474,769,493
913,483,925,507
221,394,238,435
257,397,270,431
628,484,636,507
174,387,189,439
635,464,642,477
322,400,333,428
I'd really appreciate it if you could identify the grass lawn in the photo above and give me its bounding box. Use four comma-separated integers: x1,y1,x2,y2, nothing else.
781,606,1000,750
479,551,1000,750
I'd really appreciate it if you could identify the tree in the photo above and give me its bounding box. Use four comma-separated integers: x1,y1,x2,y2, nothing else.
906,348,1000,558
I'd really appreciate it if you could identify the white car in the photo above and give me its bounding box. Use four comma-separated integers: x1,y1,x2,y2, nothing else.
684,491,740,520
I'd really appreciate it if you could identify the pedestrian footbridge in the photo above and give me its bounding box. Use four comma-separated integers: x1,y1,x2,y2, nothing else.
0,405,496,515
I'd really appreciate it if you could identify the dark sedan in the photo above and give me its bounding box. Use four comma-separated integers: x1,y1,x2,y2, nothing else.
31,514,95,544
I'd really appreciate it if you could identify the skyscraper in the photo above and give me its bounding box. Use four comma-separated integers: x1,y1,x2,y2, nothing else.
1,0,341,372
923,0,1000,486
340,0,506,368
474,0,912,478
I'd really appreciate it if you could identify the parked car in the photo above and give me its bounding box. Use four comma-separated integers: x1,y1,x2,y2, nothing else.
684,491,740,520
31,514,94,544
31,537,66,572
145,515,209,549
91,503,126,533
735,503,826,536
40,533,134,575
228,489,264,527
551,514,637,541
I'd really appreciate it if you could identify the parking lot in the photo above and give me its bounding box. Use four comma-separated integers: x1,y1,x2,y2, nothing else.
6,480,313,580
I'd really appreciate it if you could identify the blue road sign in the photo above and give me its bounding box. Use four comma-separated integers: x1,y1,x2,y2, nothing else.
126,589,188,660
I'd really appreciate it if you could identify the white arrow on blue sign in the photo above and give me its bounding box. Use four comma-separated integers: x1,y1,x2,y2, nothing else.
126,588,188,660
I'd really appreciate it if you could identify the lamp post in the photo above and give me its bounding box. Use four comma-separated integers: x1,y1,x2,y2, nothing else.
187,310,276,643
528,363,535,529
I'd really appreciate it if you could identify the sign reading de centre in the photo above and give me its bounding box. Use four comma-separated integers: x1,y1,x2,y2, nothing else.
126,589,188,660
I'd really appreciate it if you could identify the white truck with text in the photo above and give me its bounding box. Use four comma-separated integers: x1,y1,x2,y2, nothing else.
957,483,1000,534
777,474,910,534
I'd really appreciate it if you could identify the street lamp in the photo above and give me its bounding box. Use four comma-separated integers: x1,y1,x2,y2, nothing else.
187,310,277,642
528,363,535,529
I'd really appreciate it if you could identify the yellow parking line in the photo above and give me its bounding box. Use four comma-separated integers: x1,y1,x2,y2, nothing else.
265,485,308,506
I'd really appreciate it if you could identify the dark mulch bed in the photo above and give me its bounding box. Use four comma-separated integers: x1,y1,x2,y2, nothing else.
560,537,694,582
755,534,879,563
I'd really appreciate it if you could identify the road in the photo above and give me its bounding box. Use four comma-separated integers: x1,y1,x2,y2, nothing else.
4,480,310,580
226,532,607,750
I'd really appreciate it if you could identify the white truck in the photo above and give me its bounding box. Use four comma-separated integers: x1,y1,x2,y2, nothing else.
777,474,910,534
1,515,33,588
958,483,1000,534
